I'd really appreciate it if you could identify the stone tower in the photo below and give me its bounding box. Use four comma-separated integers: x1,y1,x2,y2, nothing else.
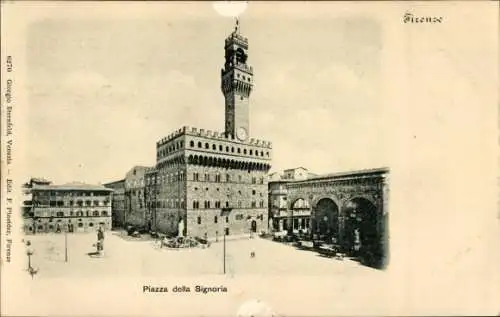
221,19,253,142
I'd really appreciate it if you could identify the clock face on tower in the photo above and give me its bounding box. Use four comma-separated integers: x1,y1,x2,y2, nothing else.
236,127,248,141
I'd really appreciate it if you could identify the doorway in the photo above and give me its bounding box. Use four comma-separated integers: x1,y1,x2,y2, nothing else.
251,220,257,233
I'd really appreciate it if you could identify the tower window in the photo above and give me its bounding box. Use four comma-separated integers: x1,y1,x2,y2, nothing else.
190,141,194,147
197,216,201,224
198,142,202,148
237,148,241,153
219,145,223,151
231,147,234,153
214,216,218,223
226,146,229,152
205,143,209,149
249,150,253,155
212,144,216,150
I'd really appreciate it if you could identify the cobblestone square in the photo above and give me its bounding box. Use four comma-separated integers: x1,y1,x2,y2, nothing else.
24,231,379,278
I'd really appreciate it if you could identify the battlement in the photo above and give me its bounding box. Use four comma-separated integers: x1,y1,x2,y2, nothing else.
225,32,248,49
157,125,272,149
156,127,187,147
186,126,272,148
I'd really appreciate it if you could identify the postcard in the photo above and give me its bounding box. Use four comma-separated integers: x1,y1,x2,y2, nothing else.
1,1,498,316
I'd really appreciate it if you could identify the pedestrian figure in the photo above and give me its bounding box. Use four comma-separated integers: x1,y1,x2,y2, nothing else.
97,224,105,255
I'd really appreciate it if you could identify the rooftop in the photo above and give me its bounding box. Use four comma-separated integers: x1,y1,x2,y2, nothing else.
32,182,113,192
298,167,389,182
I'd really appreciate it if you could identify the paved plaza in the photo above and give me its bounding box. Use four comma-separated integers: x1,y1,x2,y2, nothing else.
24,231,380,278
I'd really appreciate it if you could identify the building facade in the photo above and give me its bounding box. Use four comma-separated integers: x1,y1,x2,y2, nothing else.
268,167,389,268
148,22,272,239
268,167,315,233
23,183,113,234
103,179,125,229
144,167,158,231
123,166,149,228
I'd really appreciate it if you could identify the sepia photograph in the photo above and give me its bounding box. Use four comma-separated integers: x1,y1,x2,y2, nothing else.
1,1,498,316
19,3,389,279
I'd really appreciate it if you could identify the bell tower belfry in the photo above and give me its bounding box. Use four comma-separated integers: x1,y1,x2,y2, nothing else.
221,19,253,142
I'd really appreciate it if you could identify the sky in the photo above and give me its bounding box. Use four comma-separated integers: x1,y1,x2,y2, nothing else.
24,2,387,185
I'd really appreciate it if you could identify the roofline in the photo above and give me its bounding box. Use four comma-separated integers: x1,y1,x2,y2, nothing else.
32,186,113,192
283,167,309,172
293,167,389,183
103,179,125,186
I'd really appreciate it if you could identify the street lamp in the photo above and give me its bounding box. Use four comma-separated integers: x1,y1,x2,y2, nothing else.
220,207,232,274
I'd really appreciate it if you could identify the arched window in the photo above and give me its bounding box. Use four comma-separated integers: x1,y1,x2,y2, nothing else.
102,211,108,216
205,143,209,149
237,148,241,153
190,141,194,147
212,144,216,150
249,150,253,155
197,216,201,224
93,210,99,216
243,149,247,154
214,216,218,223
231,147,234,153
197,142,202,148
219,145,223,151
89,223,94,227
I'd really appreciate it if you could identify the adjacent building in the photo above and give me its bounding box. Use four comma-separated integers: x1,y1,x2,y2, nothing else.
103,179,125,229
268,167,316,233
268,167,389,268
23,182,113,234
